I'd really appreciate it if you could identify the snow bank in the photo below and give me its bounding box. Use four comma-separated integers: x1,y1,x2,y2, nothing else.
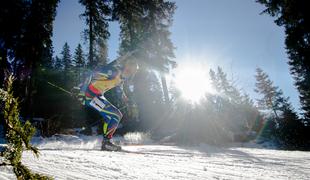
0,165,15,180
1,134,310,180
31,132,153,151
121,132,153,145
31,135,102,150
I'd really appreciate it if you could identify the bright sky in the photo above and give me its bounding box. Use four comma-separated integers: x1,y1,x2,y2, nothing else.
52,0,300,111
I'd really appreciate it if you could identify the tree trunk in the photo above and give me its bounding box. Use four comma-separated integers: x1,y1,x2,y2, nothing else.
161,74,170,104
89,8,94,68
24,62,35,121
0,49,8,87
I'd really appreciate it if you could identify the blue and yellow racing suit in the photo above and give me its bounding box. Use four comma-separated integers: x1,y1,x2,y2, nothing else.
79,63,125,139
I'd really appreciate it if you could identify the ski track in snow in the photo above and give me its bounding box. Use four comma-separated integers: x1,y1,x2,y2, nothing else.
1,136,310,180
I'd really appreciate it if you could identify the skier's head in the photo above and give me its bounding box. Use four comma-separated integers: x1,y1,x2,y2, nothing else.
122,59,139,78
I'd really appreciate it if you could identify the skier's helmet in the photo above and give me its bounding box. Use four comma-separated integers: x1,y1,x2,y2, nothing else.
122,59,139,78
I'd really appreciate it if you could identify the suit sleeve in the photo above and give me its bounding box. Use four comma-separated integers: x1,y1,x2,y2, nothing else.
93,65,119,80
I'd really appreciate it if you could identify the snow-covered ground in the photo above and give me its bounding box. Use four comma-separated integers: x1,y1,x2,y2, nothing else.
1,134,310,180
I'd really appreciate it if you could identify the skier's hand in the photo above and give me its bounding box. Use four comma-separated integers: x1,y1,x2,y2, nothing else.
71,87,80,97
122,95,129,104
128,103,139,119
71,87,86,105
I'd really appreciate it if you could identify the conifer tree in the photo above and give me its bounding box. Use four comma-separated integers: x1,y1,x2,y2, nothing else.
94,39,108,66
113,0,176,104
142,0,176,104
254,67,306,148
256,0,310,121
42,49,54,69
54,55,63,69
0,0,59,82
0,75,51,179
61,42,72,71
277,98,306,148
209,67,259,138
112,0,144,53
133,69,165,131
0,0,59,118
209,69,220,91
73,44,85,68
210,67,242,104
73,44,85,83
61,42,72,84
79,0,111,68
254,67,280,119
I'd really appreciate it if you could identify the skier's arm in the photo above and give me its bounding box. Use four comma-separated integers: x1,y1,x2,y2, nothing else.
94,65,119,81
116,83,128,103
71,71,92,104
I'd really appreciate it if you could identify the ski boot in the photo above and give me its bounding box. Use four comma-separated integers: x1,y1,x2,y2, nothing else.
101,138,122,151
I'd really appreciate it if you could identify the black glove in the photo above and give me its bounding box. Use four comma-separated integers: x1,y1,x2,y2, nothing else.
71,87,86,105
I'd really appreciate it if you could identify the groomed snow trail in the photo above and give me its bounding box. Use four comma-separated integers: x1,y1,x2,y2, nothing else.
1,136,310,180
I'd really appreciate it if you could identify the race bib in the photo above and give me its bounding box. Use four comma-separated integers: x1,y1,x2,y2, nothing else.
89,97,105,111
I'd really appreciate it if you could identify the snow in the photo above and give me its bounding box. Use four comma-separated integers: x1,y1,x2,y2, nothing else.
1,134,310,180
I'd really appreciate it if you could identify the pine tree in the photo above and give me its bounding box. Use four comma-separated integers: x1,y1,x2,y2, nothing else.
256,0,310,121
254,67,280,119
61,42,72,71
113,0,176,104
274,90,307,148
0,1,24,86
42,50,54,69
254,67,307,148
0,0,59,80
209,69,219,91
133,69,165,131
0,0,59,117
54,55,63,69
79,0,111,68
210,67,242,104
73,44,85,68
73,44,85,83
0,75,51,179
209,67,259,140
142,0,176,104
94,39,108,66
112,0,144,53
61,42,72,83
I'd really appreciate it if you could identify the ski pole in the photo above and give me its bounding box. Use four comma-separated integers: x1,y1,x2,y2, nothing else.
46,81,73,95
119,105,128,111
35,77,73,96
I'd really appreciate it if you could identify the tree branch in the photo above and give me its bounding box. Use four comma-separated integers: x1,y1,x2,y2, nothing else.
0,162,12,166
5,123,38,154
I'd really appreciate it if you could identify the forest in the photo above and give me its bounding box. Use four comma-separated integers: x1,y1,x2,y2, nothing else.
1,0,310,179
1,0,310,148
0,0,309,167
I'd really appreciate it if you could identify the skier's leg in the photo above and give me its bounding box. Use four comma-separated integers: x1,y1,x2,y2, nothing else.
100,106,123,151
98,97,123,139
85,95,123,150
86,96,123,151
85,96,122,133
82,83,102,129
83,95,102,135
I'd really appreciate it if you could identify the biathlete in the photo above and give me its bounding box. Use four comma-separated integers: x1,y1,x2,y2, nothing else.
77,54,138,151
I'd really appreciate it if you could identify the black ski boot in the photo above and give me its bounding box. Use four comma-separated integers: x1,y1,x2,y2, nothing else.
101,138,121,151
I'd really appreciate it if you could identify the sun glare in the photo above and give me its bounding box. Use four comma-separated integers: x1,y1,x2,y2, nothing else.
172,63,215,103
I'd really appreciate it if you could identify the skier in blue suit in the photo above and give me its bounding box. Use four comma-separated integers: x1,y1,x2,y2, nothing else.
77,54,138,151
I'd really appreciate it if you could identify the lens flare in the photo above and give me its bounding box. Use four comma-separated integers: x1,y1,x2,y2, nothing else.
173,64,215,103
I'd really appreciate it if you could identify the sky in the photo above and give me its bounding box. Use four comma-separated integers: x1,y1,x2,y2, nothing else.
52,0,300,111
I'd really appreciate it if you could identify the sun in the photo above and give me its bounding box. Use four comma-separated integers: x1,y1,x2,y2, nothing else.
172,63,215,103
